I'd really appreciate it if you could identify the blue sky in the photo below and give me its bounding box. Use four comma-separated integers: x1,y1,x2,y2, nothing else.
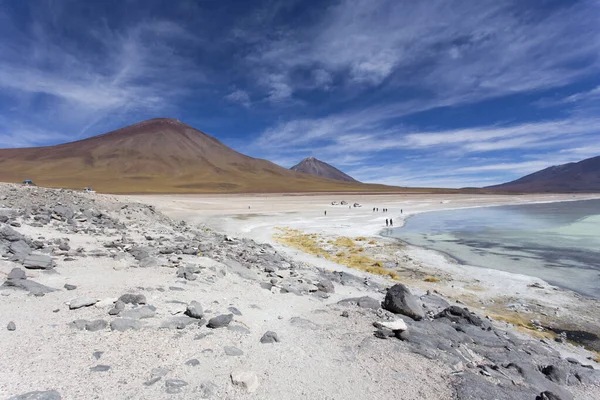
0,0,599,188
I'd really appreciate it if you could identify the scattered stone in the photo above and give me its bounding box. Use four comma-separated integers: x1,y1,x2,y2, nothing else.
228,306,242,316
69,319,89,330
144,367,169,386
338,296,380,310
23,254,54,270
185,301,204,319
341,311,349,318
69,297,98,310
373,319,408,332
160,316,196,330
108,300,125,316
7,267,26,280
197,381,218,399
120,306,156,320
316,279,335,293
260,331,280,343
207,314,233,328
231,370,259,393
185,359,200,366
64,284,77,291
93,351,104,360
224,346,244,356
85,320,108,332
90,365,111,372
7,321,16,331
7,390,62,400
382,283,424,320
228,325,251,335
165,379,188,394
374,328,395,339
118,293,146,305
110,318,142,331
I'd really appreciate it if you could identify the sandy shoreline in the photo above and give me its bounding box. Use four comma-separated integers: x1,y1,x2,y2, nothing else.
2,184,600,399
126,192,600,351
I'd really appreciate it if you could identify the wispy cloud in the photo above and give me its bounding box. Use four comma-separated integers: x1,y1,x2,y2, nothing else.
225,89,251,108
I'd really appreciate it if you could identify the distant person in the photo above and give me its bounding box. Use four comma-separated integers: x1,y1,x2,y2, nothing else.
401,209,403,214
386,219,389,227
324,210,327,216
390,218,393,226
373,207,375,212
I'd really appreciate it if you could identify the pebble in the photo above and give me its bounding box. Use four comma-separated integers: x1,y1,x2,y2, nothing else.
90,365,111,372
185,301,204,319
260,331,280,344
69,297,98,310
7,321,16,331
228,306,242,316
185,359,200,366
64,284,77,291
118,293,147,305
110,318,142,331
231,370,259,393
224,346,244,356
207,314,233,328
165,379,188,394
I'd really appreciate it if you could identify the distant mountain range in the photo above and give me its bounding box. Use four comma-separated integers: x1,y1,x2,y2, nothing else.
0,118,396,194
290,157,358,183
487,156,600,192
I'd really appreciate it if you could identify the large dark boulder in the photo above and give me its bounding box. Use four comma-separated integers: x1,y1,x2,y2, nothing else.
382,283,424,320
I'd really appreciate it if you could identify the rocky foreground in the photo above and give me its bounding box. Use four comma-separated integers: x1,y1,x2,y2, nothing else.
0,183,599,400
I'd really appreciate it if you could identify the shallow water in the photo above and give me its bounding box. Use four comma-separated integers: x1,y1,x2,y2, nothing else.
385,199,600,298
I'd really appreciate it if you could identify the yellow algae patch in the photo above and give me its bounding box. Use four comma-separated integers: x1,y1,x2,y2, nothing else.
489,313,555,340
424,276,440,283
274,228,399,280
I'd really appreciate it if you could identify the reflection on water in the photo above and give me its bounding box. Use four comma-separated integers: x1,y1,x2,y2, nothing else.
385,199,600,298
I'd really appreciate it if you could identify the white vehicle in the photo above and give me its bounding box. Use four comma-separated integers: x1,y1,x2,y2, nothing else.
84,187,96,194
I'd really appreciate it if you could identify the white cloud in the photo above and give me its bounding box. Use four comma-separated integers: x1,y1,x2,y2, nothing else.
242,0,600,105
225,89,251,107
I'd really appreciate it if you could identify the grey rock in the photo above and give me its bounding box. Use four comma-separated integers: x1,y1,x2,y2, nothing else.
374,328,395,339
64,284,77,291
185,301,204,319
207,314,233,328
118,293,147,305
93,351,104,359
69,319,89,330
85,319,108,332
110,318,142,331
139,257,160,268
2,277,56,295
383,283,424,320
90,365,111,372
338,296,380,310
120,306,156,320
228,306,242,316
108,300,125,315
53,205,74,220
165,379,188,394
23,254,54,270
316,279,335,293
540,365,568,385
260,331,280,343
7,267,26,280
185,359,200,366
228,325,251,335
9,240,32,257
224,346,244,356
341,311,349,318
7,390,62,400
69,297,98,309
144,377,162,386
160,315,196,329
58,243,70,251
434,306,486,328
0,225,24,242
197,381,218,399
289,317,320,330
7,321,16,331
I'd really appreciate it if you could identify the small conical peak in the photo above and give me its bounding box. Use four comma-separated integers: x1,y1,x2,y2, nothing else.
302,156,317,162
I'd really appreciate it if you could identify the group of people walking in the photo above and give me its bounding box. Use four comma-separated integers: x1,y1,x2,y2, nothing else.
386,218,393,227
373,207,390,212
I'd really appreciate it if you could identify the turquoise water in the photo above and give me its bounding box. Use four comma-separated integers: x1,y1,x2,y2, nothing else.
386,199,600,299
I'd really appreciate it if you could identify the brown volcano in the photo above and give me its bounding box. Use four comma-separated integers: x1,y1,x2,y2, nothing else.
0,118,396,193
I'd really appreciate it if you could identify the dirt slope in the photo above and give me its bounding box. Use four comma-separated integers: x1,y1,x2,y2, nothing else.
0,119,395,194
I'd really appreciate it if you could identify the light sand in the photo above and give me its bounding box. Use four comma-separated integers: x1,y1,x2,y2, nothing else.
125,192,600,358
